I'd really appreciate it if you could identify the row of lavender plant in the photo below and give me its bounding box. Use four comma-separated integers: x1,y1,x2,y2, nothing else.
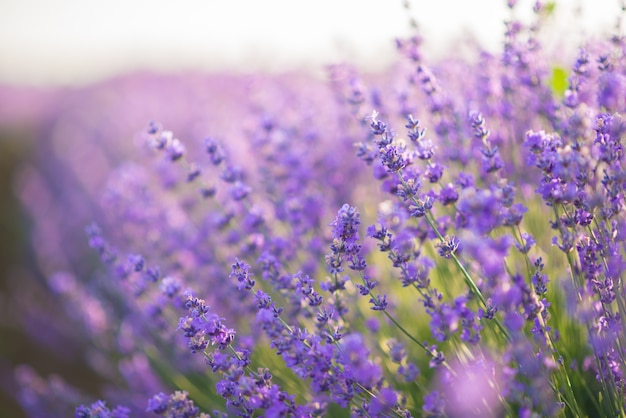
12,1,626,417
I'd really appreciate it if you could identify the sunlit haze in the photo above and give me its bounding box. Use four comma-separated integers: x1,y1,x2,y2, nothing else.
0,0,621,85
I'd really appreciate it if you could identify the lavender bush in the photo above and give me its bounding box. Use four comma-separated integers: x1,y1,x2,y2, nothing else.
7,2,626,417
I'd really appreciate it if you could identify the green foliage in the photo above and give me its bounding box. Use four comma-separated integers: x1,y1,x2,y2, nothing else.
549,66,568,98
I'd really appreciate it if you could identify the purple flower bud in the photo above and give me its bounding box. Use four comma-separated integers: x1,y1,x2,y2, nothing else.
166,138,185,161
230,258,255,291
436,235,460,258
75,401,130,418
439,183,459,205
425,163,444,183
160,276,181,298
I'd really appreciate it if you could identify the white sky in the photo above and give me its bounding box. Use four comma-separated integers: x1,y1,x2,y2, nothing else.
0,0,621,85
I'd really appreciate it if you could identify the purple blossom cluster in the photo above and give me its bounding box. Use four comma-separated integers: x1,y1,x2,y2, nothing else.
3,2,626,417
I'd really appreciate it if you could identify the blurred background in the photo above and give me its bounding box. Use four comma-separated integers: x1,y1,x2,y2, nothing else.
0,0,619,85
0,0,622,416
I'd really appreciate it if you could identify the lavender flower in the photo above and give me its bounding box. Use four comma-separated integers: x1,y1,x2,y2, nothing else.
75,401,130,418
146,391,210,418
7,3,626,418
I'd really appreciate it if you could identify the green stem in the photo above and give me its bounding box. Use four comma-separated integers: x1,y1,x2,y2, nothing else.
396,172,511,342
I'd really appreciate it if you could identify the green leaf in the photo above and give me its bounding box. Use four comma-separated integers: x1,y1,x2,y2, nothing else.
544,1,556,16
549,66,568,98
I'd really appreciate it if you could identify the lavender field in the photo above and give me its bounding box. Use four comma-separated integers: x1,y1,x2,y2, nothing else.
1,2,625,417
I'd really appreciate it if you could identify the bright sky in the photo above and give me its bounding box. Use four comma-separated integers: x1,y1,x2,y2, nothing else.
0,0,621,85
